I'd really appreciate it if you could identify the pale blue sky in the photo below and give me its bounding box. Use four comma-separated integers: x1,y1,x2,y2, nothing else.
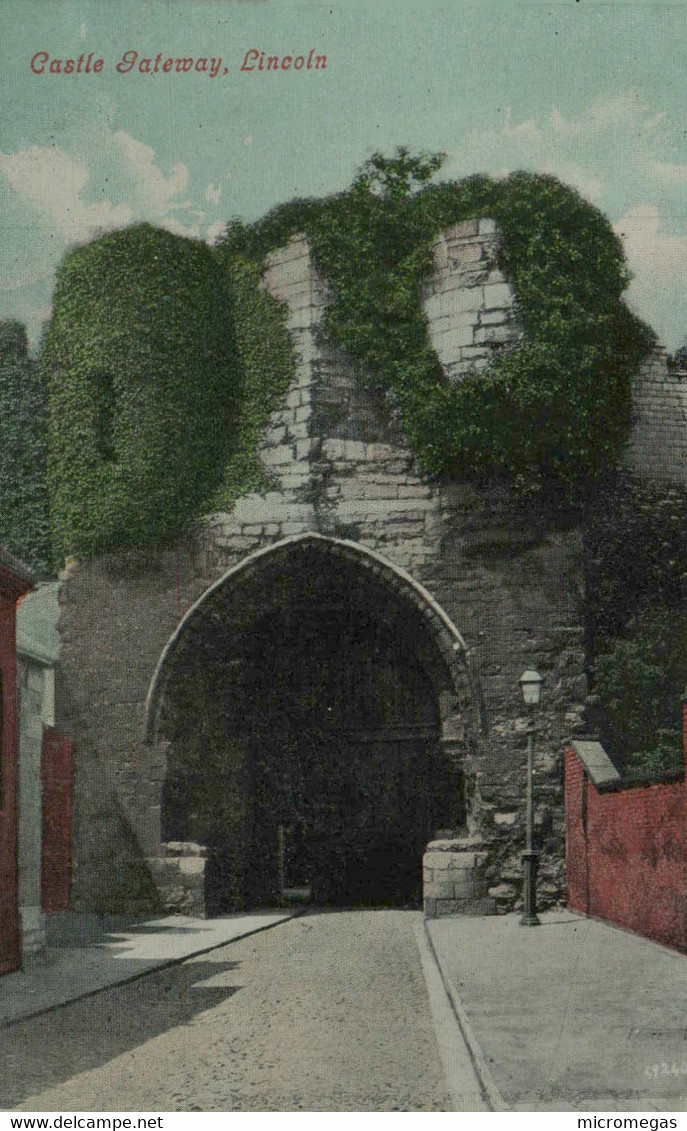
2,0,687,349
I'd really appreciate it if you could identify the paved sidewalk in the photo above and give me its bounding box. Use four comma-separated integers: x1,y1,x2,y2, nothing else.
0,912,292,1025
427,909,687,1112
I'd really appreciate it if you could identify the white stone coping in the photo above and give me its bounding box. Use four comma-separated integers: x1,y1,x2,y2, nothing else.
570,740,622,788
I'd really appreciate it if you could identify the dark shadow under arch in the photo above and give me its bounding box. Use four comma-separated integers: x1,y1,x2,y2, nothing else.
145,534,483,911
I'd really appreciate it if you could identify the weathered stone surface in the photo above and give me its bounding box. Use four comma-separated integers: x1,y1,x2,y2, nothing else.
625,347,687,487
56,226,595,917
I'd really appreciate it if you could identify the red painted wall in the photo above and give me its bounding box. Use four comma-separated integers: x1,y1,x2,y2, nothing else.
41,728,75,913
0,600,20,975
0,560,33,976
566,721,687,952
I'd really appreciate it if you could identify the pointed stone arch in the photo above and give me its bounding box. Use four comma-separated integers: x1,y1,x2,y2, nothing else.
144,532,486,748
143,533,486,913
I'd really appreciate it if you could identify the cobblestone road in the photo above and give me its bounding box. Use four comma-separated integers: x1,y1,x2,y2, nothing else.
1,910,451,1112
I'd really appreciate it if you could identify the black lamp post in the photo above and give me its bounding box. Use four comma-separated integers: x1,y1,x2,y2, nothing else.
518,669,543,926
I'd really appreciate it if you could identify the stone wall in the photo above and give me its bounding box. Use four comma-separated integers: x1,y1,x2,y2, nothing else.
625,348,687,487
423,218,521,381
56,225,587,914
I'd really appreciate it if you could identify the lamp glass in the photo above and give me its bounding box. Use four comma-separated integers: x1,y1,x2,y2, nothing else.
519,669,543,706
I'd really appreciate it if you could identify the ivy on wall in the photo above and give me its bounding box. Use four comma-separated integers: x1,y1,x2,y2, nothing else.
219,148,654,498
585,472,687,780
593,608,686,781
0,321,51,574
585,472,687,649
209,255,296,509
42,224,241,560
40,150,655,562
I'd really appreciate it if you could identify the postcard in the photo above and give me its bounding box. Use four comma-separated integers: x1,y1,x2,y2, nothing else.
1,0,686,1117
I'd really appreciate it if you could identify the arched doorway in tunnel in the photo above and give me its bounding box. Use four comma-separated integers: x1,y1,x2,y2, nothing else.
148,536,478,913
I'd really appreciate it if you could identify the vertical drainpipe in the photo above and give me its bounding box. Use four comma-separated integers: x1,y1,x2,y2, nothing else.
581,767,590,916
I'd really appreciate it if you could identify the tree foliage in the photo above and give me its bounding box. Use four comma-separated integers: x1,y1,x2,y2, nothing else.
585,472,687,650
585,474,687,780
0,321,51,573
593,607,686,780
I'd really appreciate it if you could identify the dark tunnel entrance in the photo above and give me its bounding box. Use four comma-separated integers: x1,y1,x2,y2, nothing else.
156,539,467,912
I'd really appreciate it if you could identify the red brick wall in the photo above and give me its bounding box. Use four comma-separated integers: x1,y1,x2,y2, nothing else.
565,728,687,951
41,728,74,913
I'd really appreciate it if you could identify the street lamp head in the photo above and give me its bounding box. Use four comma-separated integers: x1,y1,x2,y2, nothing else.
519,669,543,707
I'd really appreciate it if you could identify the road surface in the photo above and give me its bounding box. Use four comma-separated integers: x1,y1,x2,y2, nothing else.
1,910,453,1112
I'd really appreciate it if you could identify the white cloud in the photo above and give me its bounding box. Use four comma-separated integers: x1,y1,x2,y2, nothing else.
446,93,685,213
442,92,687,347
614,205,687,284
109,131,190,215
0,146,132,243
445,106,608,204
205,183,221,204
161,215,202,239
614,206,687,350
0,264,57,292
646,159,687,186
0,129,217,259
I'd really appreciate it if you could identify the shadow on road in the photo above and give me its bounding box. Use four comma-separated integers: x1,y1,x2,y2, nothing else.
0,958,243,1109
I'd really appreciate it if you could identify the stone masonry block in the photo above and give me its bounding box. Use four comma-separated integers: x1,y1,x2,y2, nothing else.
285,422,309,441
448,244,485,269
366,443,398,461
286,307,323,332
424,287,483,320
262,444,295,467
426,876,457,900
444,310,481,332
295,439,313,460
179,856,206,876
474,324,517,346
479,309,510,327
433,324,475,355
280,521,311,535
452,873,478,898
443,219,479,241
459,345,492,362
483,282,514,310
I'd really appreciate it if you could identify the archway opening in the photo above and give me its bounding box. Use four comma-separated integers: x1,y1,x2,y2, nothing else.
155,539,468,912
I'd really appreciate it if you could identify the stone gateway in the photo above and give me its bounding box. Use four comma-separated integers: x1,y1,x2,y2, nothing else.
57,221,668,917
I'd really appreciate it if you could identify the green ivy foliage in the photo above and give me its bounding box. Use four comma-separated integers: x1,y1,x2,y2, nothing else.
219,148,654,498
0,321,51,574
43,224,241,560
209,255,297,509
585,474,687,780
593,608,686,780
585,472,687,651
